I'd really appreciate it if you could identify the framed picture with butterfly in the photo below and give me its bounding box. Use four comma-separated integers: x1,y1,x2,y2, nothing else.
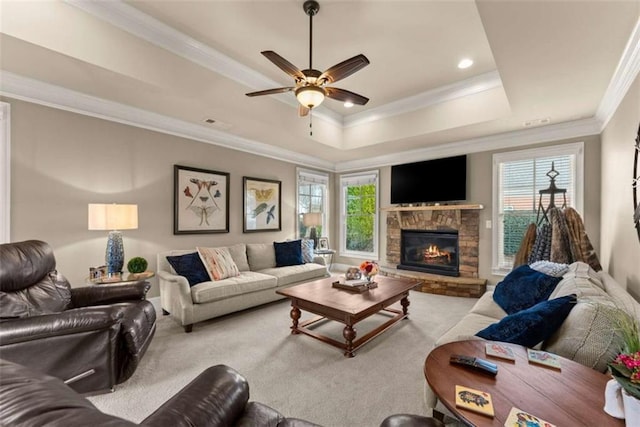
243,177,282,232
174,165,230,234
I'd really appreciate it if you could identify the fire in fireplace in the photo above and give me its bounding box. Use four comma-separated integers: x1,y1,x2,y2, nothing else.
399,229,459,277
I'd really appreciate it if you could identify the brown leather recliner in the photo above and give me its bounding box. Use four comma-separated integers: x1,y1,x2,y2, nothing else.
0,359,322,427
0,240,156,394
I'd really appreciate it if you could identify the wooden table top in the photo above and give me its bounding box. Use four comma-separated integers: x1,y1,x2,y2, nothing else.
424,340,624,427
276,275,418,315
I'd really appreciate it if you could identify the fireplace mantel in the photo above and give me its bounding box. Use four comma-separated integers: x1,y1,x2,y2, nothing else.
381,204,483,212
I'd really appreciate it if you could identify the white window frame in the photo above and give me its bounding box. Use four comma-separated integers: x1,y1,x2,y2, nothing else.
0,102,10,243
492,142,584,275
296,168,329,239
339,170,379,259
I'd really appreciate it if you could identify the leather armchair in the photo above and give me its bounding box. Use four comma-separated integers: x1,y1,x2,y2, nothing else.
0,359,322,427
0,240,156,393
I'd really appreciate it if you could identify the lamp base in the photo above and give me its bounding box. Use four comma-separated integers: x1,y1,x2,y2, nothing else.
106,230,124,274
309,227,318,249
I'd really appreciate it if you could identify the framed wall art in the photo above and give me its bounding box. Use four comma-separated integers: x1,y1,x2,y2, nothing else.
243,177,281,232
174,165,229,234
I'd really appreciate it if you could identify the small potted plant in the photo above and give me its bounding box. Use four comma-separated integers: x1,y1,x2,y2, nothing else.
606,307,640,424
127,257,148,275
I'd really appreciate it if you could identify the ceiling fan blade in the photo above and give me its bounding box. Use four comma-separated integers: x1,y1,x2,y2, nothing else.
319,54,370,84
325,87,369,105
246,87,295,97
261,51,305,80
298,105,310,117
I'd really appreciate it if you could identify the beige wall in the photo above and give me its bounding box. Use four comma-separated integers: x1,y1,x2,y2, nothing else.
335,135,601,287
6,98,308,297
5,95,608,295
601,73,640,298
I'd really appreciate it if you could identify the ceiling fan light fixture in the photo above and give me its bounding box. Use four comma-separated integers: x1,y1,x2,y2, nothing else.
344,101,354,108
296,86,325,109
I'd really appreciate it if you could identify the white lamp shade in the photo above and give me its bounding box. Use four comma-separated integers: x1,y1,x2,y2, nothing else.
302,212,323,227
88,204,138,230
295,86,325,109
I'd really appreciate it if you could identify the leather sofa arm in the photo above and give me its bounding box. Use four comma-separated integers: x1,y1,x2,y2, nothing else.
142,365,250,427
70,281,150,308
0,306,124,345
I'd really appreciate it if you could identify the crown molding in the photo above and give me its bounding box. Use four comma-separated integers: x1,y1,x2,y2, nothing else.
335,117,601,172
343,71,503,128
595,17,640,129
64,0,343,127
65,0,503,130
0,71,335,171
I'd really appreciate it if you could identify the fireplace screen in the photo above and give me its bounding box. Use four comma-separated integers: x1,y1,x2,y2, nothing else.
399,229,459,276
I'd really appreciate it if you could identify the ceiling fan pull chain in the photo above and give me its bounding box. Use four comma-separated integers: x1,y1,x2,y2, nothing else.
309,112,313,136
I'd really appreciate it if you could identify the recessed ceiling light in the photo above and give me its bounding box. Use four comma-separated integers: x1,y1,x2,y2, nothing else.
458,59,473,69
344,101,354,108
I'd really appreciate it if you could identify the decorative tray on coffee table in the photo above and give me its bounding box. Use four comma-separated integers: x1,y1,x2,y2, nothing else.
332,280,378,293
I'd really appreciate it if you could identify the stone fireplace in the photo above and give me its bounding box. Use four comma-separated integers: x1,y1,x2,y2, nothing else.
400,229,459,276
382,205,486,297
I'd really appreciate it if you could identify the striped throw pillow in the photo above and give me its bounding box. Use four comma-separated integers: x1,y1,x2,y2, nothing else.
197,247,240,281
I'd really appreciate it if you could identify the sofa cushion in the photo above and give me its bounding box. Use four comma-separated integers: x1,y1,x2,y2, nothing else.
476,295,577,348
246,243,276,271
493,265,562,315
197,247,240,281
436,313,498,347
301,239,315,263
258,263,327,287
166,252,210,287
469,292,508,319
549,262,606,300
543,300,620,372
191,272,277,304
227,243,250,272
274,240,304,267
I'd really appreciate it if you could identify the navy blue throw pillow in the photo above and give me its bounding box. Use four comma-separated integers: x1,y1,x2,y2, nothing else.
166,253,209,287
475,294,577,348
493,264,562,315
274,240,303,267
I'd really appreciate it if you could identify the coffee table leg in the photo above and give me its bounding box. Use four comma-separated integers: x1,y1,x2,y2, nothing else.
343,324,356,357
290,305,301,334
401,296,410,317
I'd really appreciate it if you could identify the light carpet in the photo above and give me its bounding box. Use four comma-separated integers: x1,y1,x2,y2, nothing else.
88,291,476,426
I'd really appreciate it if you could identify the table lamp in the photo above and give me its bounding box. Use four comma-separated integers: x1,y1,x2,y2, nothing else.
303,212,322,249
88,203,138,275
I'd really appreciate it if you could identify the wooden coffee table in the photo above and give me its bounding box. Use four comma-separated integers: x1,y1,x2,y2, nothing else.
276,276,419,357
424,340,624,426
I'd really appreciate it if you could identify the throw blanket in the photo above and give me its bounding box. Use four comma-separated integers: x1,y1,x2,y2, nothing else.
515,208,602,271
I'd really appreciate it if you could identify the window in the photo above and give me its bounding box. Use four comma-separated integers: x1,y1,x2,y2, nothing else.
339,170,379,258
492,143,583,275
297,168,328,240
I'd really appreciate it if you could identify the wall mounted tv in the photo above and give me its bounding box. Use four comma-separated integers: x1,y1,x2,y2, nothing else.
391,155,467,204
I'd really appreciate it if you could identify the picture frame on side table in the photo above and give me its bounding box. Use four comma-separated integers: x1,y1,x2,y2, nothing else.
243,177,281,232
174,165,230,234
318,237,329,250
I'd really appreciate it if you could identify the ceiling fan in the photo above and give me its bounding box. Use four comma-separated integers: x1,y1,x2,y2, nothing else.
246,0,370,117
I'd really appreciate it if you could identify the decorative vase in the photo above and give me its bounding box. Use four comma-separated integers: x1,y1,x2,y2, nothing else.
604,379,625,419
622,389,640,426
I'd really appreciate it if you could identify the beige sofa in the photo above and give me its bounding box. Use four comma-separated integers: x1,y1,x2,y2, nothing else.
426,262,640,407
157,243,329,332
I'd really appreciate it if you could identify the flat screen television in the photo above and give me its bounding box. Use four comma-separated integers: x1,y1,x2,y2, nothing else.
391,155,467,204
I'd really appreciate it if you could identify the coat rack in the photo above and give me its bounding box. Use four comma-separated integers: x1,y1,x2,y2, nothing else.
536,162,567,225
